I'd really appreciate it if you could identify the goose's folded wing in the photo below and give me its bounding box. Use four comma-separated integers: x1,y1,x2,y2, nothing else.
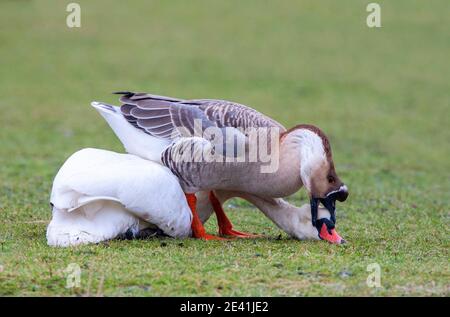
194,99,286,131
116,92,286,141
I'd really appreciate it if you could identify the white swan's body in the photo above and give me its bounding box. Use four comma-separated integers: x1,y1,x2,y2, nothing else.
47,148,193,247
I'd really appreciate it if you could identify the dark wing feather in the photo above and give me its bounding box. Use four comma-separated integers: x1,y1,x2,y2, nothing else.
116,91,181,102
116,92,285,140
130,107,170,119
120,104,134,115
118,92,217,140
193,99,286,131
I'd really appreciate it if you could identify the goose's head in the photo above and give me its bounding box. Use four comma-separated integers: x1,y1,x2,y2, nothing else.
283,125,349,231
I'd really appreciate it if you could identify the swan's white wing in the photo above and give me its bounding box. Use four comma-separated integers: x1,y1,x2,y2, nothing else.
67,196,121,212
50,148,192,237
47,201,141,247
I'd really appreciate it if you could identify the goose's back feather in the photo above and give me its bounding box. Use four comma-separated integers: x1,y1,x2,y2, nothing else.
116,92,286,141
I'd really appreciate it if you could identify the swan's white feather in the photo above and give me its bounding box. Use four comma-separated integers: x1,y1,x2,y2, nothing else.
67,196,121,212
47,201,143,247
47,148,192,246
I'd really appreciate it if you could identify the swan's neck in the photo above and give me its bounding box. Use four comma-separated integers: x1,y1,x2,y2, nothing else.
215,190,321,240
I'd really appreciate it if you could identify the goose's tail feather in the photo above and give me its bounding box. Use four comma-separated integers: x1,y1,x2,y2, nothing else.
91,101,170,162
91,101,120,114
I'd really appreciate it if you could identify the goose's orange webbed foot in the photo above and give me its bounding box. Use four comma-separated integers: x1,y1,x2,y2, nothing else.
198,233,228,241
209,191,261,239
218,226,261,238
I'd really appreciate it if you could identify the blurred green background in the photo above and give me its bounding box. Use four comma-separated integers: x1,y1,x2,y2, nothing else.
0,0,448,296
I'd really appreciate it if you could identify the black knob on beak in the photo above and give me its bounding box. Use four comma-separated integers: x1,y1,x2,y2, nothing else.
310,185,349,226
336,185,349,202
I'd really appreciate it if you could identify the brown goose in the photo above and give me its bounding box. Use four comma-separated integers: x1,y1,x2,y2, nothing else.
91,91,348,243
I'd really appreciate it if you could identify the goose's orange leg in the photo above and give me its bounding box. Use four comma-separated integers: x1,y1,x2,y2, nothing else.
209,191,260,238
185,193,225,240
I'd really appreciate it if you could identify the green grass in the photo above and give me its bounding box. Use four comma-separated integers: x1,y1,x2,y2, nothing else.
0,0,449,296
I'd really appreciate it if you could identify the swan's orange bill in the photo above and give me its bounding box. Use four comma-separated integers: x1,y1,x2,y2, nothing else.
319,223,345,244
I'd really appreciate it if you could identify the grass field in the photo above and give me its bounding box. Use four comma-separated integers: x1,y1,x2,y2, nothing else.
0,0,449,296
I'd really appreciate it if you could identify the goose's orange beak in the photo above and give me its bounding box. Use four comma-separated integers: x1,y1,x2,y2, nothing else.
319,223,346,244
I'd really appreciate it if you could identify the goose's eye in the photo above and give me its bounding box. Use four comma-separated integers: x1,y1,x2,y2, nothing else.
327,175,335,184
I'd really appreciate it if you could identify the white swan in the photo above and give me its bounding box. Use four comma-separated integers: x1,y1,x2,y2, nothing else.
47,148,193,247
